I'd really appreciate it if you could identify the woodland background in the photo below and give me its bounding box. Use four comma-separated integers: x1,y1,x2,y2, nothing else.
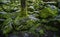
0,0,60,37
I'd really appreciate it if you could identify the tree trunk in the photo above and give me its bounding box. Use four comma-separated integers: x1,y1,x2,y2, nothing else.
20,0,28,17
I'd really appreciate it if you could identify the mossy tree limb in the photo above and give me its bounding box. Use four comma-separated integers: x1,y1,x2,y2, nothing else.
20,0,28,17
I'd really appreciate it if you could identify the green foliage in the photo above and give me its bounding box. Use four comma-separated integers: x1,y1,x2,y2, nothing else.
40,6,57,18
0,0,59,37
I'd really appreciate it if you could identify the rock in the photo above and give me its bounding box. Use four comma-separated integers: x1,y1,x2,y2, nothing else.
29,15,39,21
0,12,7,14
24,33,29,37
0,19,5,21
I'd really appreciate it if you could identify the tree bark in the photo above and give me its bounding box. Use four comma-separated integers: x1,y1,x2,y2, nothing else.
20,0,27,17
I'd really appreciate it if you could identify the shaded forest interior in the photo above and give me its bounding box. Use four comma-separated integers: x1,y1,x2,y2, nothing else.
0,0,60,37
